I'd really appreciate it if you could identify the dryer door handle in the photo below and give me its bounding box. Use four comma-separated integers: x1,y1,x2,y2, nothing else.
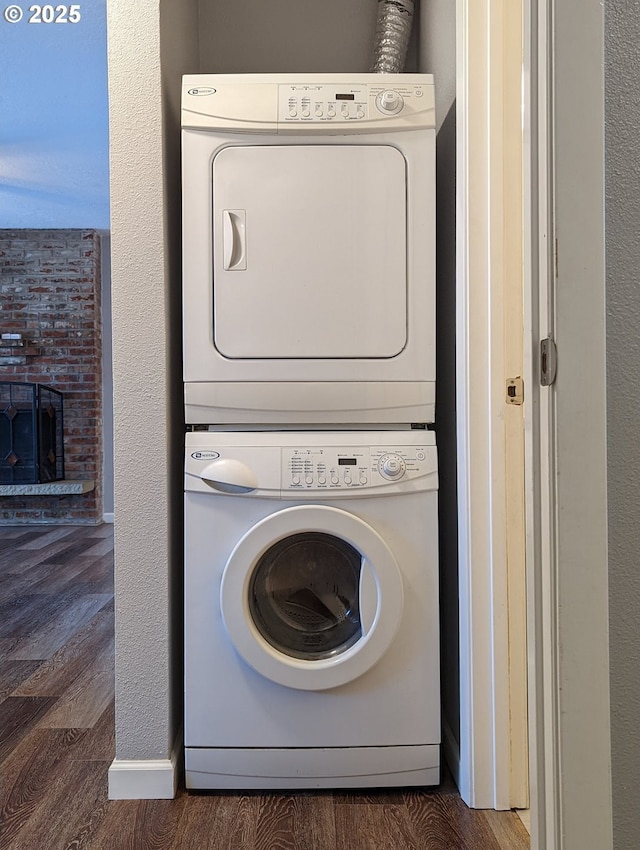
359,560,379,637
199,458,258,494
222,209,247,270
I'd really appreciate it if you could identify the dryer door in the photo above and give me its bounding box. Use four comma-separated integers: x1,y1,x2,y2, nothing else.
220,505,403,690
212,144,407,360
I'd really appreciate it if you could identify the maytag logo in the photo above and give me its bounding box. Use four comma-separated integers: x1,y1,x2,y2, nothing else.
191,451,220,460
188,87,216,96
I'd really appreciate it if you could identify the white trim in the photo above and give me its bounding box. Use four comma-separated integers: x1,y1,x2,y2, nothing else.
108,729,182,800
456,0,528,810
108,759,176,800
102,512,115,524
523,2,561,846
455,0,473,807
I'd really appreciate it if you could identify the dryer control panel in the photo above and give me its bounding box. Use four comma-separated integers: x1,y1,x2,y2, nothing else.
277,82,428,126
181,73,435,134
280,83,369,123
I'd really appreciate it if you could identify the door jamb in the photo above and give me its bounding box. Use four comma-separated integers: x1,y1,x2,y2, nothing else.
455,0,529,812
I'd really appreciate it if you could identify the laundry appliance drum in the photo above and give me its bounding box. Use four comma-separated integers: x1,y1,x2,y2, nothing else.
220,505,404,691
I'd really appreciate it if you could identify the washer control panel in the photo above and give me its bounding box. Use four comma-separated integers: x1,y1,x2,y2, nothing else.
282,445,431,491
186,432,438,498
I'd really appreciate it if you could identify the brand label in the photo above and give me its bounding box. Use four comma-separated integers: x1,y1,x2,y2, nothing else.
190,451,220,460
188,87,216,96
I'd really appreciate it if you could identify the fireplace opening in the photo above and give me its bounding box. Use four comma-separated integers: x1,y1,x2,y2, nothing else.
0,382,65,485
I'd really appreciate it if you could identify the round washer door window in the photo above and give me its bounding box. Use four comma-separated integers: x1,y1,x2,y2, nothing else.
220,505,404,691
249,531,363,661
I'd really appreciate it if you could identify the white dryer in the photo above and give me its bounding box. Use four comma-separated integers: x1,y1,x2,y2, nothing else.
182,74,436,425
184,430,440,789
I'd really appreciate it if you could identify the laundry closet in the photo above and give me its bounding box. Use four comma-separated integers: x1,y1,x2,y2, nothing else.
106,0,460,802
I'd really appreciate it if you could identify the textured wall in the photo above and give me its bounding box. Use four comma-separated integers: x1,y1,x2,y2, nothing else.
106,0,198,764
605,2,640,845
0,229,102,523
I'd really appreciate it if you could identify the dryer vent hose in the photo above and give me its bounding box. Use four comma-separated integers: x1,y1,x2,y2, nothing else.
370,0,416,73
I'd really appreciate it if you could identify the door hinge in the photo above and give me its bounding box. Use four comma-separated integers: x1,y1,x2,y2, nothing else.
540,337,557,386
506,376,524,405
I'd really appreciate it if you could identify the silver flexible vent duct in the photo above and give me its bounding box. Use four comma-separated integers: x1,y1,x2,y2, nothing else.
370,0,415,73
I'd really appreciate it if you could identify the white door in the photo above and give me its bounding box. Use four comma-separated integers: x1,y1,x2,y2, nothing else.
212,145,407,359
220,505,404,690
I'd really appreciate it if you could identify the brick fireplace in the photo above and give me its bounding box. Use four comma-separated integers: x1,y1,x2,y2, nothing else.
0,229,103,524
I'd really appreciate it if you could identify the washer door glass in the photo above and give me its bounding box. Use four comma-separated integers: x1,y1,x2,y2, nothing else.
220,505,404,691
249,531,362,660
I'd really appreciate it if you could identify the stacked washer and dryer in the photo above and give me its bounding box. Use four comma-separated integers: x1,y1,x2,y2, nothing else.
181,73,439,789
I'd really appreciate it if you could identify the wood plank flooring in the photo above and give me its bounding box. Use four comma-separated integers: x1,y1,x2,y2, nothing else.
0,525,530,849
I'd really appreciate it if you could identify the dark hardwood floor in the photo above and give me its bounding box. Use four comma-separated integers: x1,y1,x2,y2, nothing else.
0,525,530,849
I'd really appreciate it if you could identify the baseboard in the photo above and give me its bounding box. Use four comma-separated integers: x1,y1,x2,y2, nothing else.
108,728,183,800
102,512,115,524
442,717,460,789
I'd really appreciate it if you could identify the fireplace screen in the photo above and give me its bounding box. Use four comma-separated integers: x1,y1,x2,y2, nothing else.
0,382,64,484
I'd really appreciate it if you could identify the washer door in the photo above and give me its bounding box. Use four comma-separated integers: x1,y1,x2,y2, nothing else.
220,505,404,690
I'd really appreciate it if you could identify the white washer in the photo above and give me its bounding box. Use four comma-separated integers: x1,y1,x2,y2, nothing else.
184,430,440,789
182,74,436,425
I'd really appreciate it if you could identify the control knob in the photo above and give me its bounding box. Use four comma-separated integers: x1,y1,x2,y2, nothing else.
376,90,404,114
379,453,406,480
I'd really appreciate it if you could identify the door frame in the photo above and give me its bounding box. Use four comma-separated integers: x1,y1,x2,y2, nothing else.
458,0,613,846
456,0,528,811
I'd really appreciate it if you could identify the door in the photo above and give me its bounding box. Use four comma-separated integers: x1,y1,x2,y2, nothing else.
528,0,613,846
212,145,407,359
220,505,404,690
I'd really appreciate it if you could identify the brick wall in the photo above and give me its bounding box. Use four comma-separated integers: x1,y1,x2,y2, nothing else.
0,229,103,524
